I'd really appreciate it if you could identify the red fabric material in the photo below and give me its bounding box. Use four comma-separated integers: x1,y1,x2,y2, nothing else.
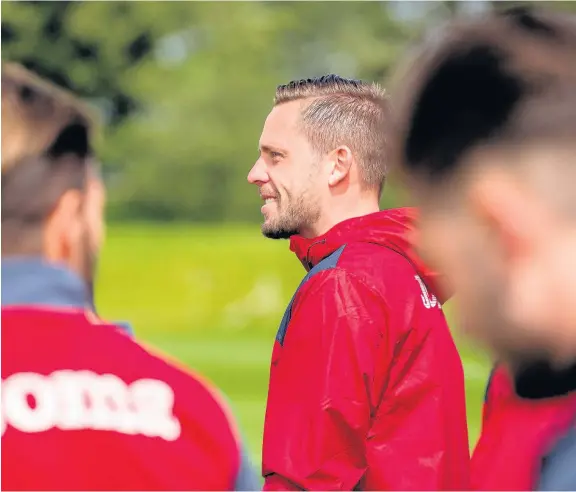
1,308,240,491
290,207,449,302
471,364,576,490
263,208,470,490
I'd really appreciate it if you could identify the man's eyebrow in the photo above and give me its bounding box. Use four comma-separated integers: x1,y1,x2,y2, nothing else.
259,144,287,155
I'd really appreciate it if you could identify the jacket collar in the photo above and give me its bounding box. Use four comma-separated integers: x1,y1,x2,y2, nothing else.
2,257,133,336
291,208,410,264
290,209,417,271
288,208,452,302
289,212,381,271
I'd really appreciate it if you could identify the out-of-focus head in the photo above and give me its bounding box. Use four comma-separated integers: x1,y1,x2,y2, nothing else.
248,74,390,239
392,7,576,369
2,63,105,286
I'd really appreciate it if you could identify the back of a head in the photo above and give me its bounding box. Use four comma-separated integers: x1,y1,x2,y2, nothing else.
389,7,576,377
392,6,576,187
275,74,391,194
2,63,96,255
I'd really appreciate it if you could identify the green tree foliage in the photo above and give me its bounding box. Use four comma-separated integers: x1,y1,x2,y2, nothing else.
14,2,560,222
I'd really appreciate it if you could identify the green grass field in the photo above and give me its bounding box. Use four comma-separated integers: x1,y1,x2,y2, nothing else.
96,223,491,463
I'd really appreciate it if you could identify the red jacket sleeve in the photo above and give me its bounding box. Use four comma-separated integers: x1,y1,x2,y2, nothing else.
262,268,384,490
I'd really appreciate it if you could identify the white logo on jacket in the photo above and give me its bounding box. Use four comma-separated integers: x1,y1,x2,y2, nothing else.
0,371,181,440
415,275,442,309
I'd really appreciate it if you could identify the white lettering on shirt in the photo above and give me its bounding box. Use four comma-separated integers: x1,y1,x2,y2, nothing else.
415,275,442,310
0,371,181,441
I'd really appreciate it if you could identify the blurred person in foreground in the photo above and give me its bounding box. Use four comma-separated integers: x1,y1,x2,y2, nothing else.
247,75,470,490
1,63,258,491
392,6,576,491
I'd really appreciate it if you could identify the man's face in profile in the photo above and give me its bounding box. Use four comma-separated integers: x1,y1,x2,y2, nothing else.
249,101,322,240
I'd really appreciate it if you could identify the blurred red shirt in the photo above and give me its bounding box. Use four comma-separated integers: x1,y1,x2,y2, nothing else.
1,257,258,491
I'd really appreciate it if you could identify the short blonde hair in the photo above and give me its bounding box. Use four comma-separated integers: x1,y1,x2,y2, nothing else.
275,74,390,194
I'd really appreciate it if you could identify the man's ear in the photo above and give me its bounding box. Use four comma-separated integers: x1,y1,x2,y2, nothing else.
328,146,353,187
469,168,542,261
44,189,83,263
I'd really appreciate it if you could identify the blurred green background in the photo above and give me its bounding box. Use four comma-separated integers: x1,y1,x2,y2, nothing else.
4,0,575,465
95,223,491,463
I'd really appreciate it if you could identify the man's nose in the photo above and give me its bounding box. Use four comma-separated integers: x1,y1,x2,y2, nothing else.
247,159,269,185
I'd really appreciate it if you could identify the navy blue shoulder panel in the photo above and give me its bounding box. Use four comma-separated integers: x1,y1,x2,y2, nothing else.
538,424,576,490
276,246,346,346
484,365,498,403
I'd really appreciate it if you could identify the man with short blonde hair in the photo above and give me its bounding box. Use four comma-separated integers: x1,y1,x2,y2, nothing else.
249,74,469,490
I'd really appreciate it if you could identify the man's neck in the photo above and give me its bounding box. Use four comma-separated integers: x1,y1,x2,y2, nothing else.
302,197,380,239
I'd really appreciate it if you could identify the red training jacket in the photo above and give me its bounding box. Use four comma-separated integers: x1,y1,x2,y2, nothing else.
262,208,470,491
472,364,576,490
1,258,258,491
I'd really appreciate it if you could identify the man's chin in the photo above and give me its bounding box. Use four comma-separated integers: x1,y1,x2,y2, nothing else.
261,222,298,240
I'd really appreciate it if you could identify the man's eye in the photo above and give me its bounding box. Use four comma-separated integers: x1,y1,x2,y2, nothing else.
271,152,282,159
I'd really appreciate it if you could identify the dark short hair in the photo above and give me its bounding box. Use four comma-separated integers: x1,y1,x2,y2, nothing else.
2,63,97,254
392,6,576,185
275,74,390,194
